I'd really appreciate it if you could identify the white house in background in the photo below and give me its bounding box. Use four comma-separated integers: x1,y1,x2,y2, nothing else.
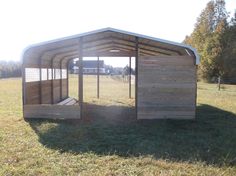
73,60,106,74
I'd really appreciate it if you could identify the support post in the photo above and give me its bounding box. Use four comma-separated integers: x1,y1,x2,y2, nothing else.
129,56,131,99
39,60,42,104
60,60,63,101
218,76,221,91
47,68,49,80
78,61,80,101
97,56,100,99
51,60,54,104
78,38,83,118
66,60,69,98
135,37,139,119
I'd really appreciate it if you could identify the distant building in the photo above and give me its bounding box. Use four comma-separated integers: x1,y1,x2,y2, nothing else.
73,60,106,74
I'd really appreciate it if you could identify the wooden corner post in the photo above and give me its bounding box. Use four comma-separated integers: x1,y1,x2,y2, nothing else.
78,37,83,119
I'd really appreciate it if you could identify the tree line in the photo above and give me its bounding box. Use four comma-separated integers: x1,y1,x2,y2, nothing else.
0,61,22,78
184,0,236,83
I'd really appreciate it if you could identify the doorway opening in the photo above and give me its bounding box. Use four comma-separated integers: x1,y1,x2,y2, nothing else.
68,56,136,121
68,59,79,100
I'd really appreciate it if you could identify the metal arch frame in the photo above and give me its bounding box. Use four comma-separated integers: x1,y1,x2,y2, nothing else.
82,36,181,55
22,27,200,65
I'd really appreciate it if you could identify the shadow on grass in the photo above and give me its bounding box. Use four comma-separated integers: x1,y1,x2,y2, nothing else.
27,104,236,166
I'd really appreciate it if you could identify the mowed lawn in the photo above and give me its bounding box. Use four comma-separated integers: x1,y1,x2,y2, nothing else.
0,76,236,175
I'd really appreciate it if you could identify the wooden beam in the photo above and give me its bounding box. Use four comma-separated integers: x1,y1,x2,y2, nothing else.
85,46,132,54
84,41,134,51
83,51,135,57
79,59,81,101
24,104,81,119
129,56,132,99
77,50,149,57
51,49,78,59
60,59,63,100
78,37,83,119
97,56,100,99
83,36,181,55
39,59,42,104
66,60,69,98
135,37,139,119
38,36,180,62
51,59,54,104
139,50,156,56
83,40,172,56
51,51,78,64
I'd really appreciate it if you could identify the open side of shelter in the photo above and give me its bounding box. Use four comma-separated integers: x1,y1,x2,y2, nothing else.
22,27,199,120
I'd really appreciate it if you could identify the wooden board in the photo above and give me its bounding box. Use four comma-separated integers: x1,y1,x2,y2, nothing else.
137,56,196,119
41,80,52,104
53,80,60,103
57,97,74,105
57,97,77,105
66,99,77,105
24,105,80,119
25,82,40,104
25,77,68,105
61,79,68,99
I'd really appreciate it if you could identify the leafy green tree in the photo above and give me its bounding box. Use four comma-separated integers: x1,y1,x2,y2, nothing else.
184,0,229,82
220,11,236,83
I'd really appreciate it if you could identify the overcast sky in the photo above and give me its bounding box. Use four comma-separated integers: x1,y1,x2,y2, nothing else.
0,0,235,63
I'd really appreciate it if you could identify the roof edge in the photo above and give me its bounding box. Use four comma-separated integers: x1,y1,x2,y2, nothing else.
22,27,200,65
106,28,200,65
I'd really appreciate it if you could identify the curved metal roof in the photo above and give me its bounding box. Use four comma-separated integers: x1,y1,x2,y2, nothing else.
22,27,200,68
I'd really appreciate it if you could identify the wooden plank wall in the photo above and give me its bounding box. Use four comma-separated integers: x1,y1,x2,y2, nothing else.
41,80,52,104
25,82,40,104
61,79,68,99
53,80,61,103
25,77,68,105
137,56,196,119
24,105,80,119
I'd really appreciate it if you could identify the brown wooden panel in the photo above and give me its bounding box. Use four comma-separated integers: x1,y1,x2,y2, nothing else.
137,56,196,119
138,111,195,119
24,105,80,119
41,80,52,104
25,82,40,104
53,80,61,103
61,79,68,99
139,56,194,66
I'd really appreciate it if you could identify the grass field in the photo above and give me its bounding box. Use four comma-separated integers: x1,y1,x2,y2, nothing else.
0,76,236,175
69,74,135,106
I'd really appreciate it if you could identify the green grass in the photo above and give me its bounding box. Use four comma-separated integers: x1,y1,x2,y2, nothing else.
0,76,236,175
69,74,135,106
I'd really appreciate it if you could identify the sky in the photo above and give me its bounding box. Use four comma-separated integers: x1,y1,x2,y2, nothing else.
0,0,235,66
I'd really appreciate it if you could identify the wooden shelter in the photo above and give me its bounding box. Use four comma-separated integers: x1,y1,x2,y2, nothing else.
22,28,200,120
